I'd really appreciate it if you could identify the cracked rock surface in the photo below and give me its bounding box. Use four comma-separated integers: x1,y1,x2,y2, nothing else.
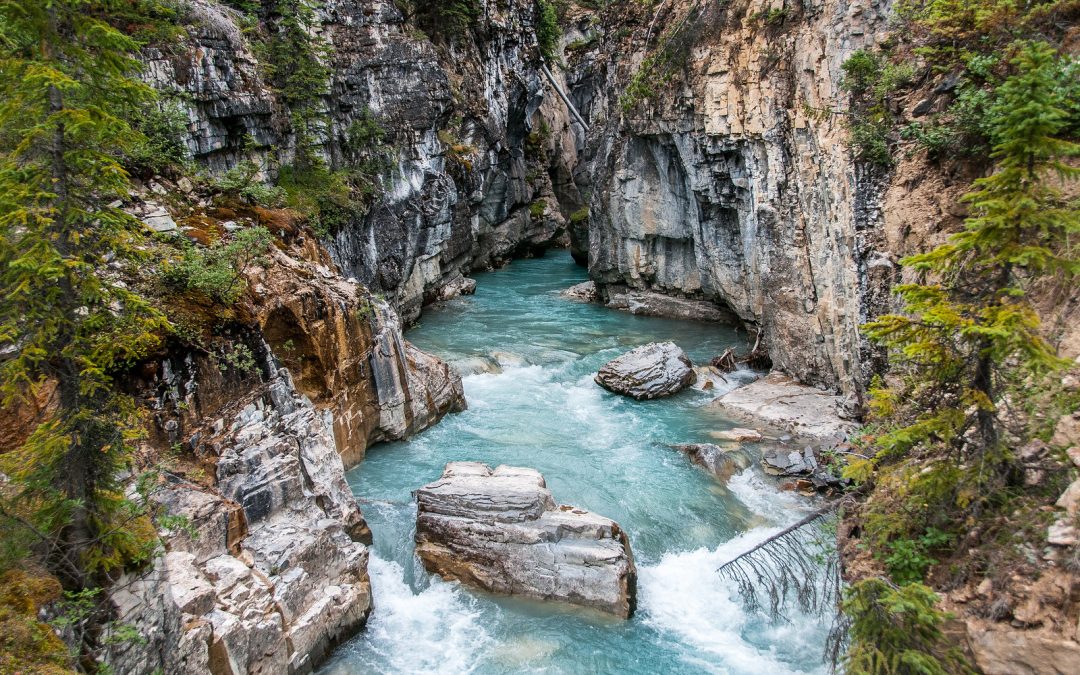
415,462,637,618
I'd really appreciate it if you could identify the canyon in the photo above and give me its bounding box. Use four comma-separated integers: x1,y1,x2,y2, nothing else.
2,1,1075,673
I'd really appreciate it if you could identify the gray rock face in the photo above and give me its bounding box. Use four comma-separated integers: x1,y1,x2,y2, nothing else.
576,0,896,399
603,285,737,323
142,0,576,324
595,342,696,400
560,280,599,303
104,370,371,675
415,462,637,618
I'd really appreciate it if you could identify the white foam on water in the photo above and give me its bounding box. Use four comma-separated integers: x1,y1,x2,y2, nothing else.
727,469,814,524
637,468,830,675
330,555,491,675
638,529,829,675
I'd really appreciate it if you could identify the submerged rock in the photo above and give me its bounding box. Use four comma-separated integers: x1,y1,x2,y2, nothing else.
438,275,477,301
595,342,695,400
711,372,855,443
415,462,637,618
670,443,753,483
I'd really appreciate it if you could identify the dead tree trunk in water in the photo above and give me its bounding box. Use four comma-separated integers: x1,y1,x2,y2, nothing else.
715,498,851,666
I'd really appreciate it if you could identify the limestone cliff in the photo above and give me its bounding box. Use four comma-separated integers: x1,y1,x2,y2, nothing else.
96,227,464,673
568,0,894,401
143,0,579,324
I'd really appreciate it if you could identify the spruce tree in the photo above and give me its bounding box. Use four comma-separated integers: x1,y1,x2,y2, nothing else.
846,40,1078,675
862,40,1078,476
0,1,170,585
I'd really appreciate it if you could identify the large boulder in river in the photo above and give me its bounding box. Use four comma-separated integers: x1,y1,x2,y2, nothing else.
415,462,637,618
595,342,695,400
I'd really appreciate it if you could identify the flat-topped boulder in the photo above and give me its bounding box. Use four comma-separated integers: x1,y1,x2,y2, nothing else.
560,280,599,303
595,341,695,400
415,462,637,618
711,372,856,443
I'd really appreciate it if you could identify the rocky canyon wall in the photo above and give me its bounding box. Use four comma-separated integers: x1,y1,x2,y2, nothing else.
97,229,463,673
143,0,581,324
570,0,895,401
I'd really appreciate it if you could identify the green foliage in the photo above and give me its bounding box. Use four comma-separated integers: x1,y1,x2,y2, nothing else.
529,201,547,219
841,49,916,165
163,227,274,305
127,98,191,175
217,342,259,375
345,108,387,153
257,0,332,158
0,569,72,674
569,207,590,225
752,7,790,26
537,0,561,62
213,159,287,206
883,528,953,585
404,0,482,35
853,36,1079,617
277,163,371,238
438,128,478,172
843,579,972,674
0,0,174,591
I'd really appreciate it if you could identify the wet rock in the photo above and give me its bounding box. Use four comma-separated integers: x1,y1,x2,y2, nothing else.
415,462,637,618
670,443,753,482
603,285,736,322
711,372,855,443
691,365,729,392
438,275,477,301
595,342,695,400
761,446,819,476
560,281,599,303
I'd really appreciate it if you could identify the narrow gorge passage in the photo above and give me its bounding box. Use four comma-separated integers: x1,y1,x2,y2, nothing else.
321,252,832,674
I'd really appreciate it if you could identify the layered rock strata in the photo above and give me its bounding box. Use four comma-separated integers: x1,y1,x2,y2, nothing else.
104,368,371,674
143,0,579,324
100,237,465,674
595,341,696,400
574,0,895,399
415,462,637,618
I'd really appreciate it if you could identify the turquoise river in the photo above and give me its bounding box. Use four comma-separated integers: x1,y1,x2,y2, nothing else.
320,251,830,674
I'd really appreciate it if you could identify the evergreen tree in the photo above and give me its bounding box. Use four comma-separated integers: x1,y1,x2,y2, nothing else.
845,40,1078,675
861,40,1078,479
0,1,170,585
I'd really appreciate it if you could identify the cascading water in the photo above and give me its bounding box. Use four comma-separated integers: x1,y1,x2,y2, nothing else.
321,251,832,674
